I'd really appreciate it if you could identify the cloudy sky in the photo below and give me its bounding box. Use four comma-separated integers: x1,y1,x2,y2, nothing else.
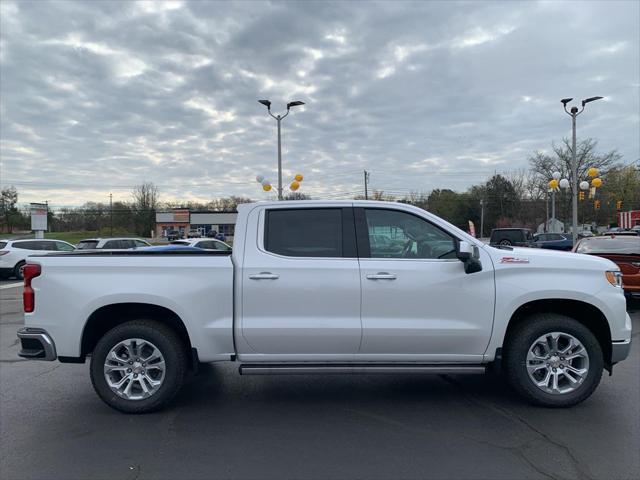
1,0,638,207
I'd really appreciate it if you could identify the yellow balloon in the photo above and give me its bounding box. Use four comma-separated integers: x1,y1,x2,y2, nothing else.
294,174,304,182
549,179,559,190
587,167,599,178
591,177,602,188
262,184,272,192
290,181,300,191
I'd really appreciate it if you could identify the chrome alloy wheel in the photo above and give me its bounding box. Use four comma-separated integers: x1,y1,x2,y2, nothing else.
103,338,166,400
526,332,590,395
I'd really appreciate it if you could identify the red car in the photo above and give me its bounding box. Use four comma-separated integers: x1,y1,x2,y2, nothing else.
573,235,640,297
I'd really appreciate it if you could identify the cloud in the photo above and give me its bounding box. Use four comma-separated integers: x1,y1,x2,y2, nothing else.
0,0,638,206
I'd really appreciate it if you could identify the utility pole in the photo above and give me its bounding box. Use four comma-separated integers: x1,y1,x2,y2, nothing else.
479,199,484,239
109,193,113,236
364,170,370,200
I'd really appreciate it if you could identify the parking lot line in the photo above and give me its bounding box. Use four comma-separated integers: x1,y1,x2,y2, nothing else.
0,282,23,290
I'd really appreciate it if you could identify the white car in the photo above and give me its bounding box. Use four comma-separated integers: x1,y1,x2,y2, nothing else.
0,239,75,280
76,238,151,250
171,238,231,251
17,201,632,413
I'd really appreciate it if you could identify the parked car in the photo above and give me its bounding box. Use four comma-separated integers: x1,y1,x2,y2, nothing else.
489,228,534,247
18,201,631,413
171,238,231,251
166,230,181,241
531,233,573,251
206,230,226,241
604,230,639,237
76,238,151,250
574,235,640,297
0,239,75,280
578,230,595,238
187,229,202,238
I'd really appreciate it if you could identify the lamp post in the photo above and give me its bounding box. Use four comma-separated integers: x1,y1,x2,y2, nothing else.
258,99,305,200
561,96,603,244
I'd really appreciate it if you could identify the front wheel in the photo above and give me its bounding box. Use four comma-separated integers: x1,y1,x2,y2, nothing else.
14,261,26,280
90,320,187,413
503,314,603,407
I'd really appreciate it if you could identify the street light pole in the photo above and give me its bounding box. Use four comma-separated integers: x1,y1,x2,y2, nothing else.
561,96,603,244
276,115,283,200
258,100,305,201
109,193,113,236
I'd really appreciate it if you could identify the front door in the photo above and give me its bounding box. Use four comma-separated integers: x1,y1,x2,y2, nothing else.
356,207,495,362
240,207,362,358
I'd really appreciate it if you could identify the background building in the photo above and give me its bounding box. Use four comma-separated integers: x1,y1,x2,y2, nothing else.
155,209,237,240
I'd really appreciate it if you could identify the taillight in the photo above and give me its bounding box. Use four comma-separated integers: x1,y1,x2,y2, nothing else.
23,264,41,313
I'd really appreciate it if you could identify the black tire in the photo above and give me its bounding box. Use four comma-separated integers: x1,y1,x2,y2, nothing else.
503,313,603,407
90,320,187,413
14,261,26,280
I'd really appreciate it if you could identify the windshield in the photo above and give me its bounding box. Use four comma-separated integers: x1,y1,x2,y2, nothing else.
576,237,640,255
76,241,99,250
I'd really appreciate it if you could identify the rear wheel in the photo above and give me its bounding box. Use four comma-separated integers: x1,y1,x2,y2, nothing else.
504,314,603,407
90,320,187,413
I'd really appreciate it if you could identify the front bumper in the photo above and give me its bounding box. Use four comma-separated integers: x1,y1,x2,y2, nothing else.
611,339,632,364
17,328,57,361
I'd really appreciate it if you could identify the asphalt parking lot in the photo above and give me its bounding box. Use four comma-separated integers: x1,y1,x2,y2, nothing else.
1,280,638,480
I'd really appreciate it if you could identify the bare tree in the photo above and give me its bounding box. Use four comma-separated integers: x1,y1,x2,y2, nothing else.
0,186,19,233
131,182,158,237
529,138,621,189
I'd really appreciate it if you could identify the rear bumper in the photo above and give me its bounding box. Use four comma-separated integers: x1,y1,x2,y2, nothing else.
611,339,632,364
17,328,57,361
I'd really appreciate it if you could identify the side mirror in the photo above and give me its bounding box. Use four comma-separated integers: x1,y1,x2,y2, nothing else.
456,240,474,261
456,240,482,274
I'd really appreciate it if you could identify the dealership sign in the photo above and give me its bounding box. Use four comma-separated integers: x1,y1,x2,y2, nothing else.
30,203,48,231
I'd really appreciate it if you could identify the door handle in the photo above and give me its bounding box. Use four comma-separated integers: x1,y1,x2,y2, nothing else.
366,273,397,280
249,272,280,280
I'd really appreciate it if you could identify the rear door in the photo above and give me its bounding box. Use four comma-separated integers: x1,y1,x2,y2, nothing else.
356,207,495,361
240,207,362,357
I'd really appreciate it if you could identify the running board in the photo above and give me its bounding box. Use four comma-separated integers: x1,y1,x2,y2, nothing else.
239,363,486,375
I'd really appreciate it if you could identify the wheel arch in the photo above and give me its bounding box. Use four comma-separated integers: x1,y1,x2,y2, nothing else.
503,299,612,367
80,302,197,368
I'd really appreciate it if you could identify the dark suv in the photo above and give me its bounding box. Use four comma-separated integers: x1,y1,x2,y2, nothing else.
490,228,534,247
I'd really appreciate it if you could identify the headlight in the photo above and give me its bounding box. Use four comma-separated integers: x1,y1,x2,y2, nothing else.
605,270,623,288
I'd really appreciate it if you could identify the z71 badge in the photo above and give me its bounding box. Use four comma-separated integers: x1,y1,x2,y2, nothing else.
500,256,530,264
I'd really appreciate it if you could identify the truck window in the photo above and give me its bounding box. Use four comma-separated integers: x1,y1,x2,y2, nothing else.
364,209,456,259
265,208,343,257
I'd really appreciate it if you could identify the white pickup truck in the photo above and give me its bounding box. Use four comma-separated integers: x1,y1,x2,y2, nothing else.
18,201,632,413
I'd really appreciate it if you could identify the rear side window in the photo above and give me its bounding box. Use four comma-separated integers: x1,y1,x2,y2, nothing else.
77,241,99,250
13,241,40,250
103,240,123,249
54,241,75,251
265,208,343,258
134,240,149,247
